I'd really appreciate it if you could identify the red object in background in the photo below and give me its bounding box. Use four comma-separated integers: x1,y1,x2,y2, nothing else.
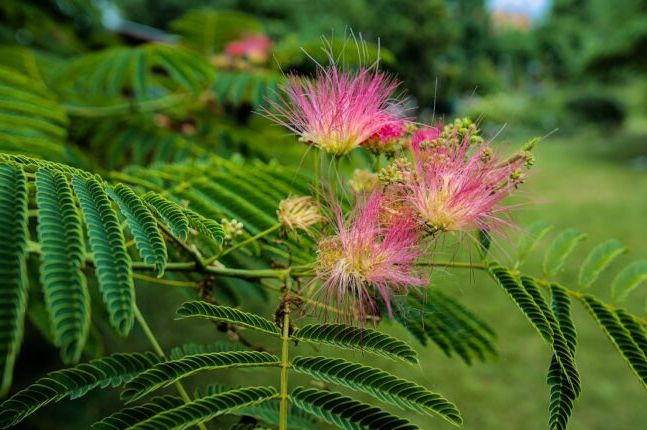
225,34,272,63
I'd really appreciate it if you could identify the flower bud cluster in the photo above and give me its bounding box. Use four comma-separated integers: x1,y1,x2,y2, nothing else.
221,218,244,242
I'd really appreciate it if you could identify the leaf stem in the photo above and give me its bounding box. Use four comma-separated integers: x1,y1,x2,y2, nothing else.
314,151,321,207
133,304,208,430
279,279,292,430
157,221,207,269
205,223,281,264
417,260,487,270
133,273,199,288
131,261,290,280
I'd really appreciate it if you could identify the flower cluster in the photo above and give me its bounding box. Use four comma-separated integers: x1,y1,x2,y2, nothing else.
271,62,532,320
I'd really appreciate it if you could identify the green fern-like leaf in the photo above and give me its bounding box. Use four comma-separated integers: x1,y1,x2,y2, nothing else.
292,324,418,365
183,206,224,244
72,175,134,336
615,308,647,357
187,179,276,234
127,386,277,429
236,400,320,430
516,221,553,263
108,184,167,276
488,263,553,342
170,8,262,54
92,120,206,169
292,356,461,425
169,342,247,359
274,38,396,69
611,260,647,302
92,395,184,430
0,152,88,178
291,387,418,430
142,192,189,240
196,385,321,430
229,424,271,430
122,351,280,402
551,285,577,352
0,164,29,396
543,228,587,278
0,66,68,159
578,239,626,288
490,264,582,422
213,70,283,107
175,301,280,336
0,352,160,428
419,291,496,364
547,284,579,430
520,276,580,394
35,168,90,363
57,44,214,102
580,294,647,389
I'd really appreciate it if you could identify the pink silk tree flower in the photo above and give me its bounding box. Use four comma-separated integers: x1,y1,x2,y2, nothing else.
225,34,271,63
267,65,403,156
411,126,441,150
313,192,424,320
375,121,406,141
361,120,409,155
402,139,525,233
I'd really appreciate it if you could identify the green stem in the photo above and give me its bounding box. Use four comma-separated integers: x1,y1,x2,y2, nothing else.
314,152,321,207
132,261,197,272
417,260,487,270
278,281,292,430
133,305,208,430
133,273,199,288
205,223,281,264
131,261,290,280
157,221,207,269
206,267,289,280
331,156,341,195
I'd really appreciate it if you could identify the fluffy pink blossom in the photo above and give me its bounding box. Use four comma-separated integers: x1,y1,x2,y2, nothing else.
267,65,403,156
313,192,424,319
411,126,441,150
225,34,271,63
402,139,524,233
375,122,406,141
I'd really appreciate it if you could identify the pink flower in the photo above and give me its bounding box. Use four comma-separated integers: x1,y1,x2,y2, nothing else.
361,120,408,154
267,65,403,156
375,122,406,141
402,138,524,233
313,192,424,319
225,34,271,63
411,126,441,150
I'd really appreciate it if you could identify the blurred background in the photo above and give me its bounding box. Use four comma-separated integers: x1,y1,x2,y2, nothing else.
1,0,647,429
